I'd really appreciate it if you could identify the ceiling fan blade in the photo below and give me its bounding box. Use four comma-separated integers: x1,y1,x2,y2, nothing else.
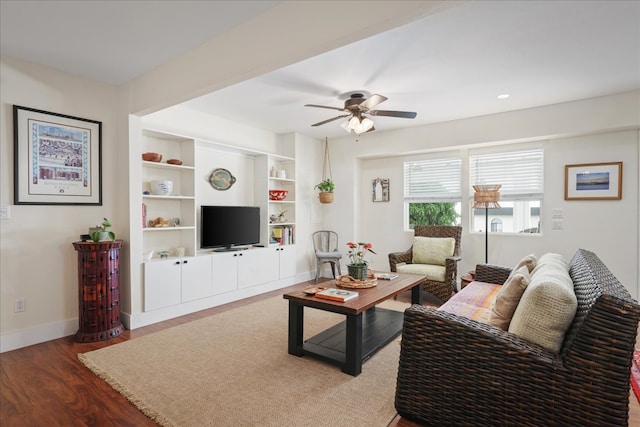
369,110,417,119
359,94,387,110
311,114,350,127
305,104,345,112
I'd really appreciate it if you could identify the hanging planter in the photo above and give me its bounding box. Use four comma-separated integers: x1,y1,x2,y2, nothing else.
319,191,334,204
315,137,334,204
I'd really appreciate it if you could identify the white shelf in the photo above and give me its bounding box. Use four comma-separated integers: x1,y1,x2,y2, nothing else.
268,200,295,204
143,226,195,232
143,195,195,200
142,160,195,171
269,177,295,183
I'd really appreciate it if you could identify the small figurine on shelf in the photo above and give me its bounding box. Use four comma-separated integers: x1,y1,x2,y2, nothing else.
148,217,171,227
89,218,116,242
269,210,288,223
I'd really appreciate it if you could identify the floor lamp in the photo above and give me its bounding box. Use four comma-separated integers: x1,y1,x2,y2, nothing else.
473,184,501,264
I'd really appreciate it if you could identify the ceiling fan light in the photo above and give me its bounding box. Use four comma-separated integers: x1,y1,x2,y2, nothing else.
340,120,351,132
359,117,374,133
351,116,374,134
348,116,361,129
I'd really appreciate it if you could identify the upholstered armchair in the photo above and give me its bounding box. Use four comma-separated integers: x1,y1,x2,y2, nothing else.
388,225,462,302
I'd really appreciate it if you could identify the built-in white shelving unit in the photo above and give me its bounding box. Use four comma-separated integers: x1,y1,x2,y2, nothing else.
131,124,297,324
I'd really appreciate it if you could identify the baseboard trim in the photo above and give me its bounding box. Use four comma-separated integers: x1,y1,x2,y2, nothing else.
1,318,77,353
1,272,314,353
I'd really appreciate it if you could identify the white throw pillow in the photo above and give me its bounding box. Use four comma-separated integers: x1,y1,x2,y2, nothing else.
412,237,455,266
508,254,576,353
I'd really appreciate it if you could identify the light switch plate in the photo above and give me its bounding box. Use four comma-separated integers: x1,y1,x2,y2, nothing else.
552,218,563,230
552,208,563,218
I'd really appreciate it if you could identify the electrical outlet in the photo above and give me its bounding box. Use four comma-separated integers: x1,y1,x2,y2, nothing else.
14,297,26,313
0,206,10,220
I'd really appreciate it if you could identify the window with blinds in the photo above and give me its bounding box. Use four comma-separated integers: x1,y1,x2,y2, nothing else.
404,158,462,202
469,148,543,200
404,157,462,228
469,148,544,234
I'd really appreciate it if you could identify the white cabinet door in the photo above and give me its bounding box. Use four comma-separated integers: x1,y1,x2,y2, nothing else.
211,252,239,295
144,259,182,311
277,245,296,279
181,255,213,302
238,248,278,288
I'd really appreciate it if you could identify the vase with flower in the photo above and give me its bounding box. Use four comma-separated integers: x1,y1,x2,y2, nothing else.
346,241,376,280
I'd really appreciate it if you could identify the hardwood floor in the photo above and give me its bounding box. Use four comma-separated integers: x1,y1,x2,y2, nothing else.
1,282,638,426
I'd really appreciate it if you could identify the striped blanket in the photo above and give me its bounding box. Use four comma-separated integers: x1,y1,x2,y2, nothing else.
438,281,501,324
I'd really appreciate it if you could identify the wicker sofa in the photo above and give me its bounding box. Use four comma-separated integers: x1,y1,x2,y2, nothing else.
395,249,640,427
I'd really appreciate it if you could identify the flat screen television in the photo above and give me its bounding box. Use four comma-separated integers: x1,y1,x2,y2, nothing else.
200,205,260,251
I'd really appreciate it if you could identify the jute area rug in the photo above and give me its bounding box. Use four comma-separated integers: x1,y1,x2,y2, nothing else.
79,296,409,427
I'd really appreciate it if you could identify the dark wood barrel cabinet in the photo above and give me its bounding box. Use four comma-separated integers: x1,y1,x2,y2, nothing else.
72,240,125,342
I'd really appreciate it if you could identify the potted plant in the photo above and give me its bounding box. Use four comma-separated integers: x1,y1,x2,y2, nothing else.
346,241,376,280
90,218,116,242
315,179,335,204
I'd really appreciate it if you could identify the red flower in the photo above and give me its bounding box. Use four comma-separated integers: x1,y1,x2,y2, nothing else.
346,241,376,265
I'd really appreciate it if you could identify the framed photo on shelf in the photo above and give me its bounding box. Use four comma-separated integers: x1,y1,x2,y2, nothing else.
372,178,390,202
13,105,102,205
564,162,622,201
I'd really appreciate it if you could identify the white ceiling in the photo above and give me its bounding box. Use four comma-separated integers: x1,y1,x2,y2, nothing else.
2,1,639,139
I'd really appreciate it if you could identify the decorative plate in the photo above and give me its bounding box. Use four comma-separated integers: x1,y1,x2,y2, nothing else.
209,168,236,191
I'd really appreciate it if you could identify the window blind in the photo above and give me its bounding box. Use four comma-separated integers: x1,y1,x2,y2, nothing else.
404,158,462,202
469,148,543,200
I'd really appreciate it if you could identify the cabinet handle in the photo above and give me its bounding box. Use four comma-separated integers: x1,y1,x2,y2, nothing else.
183,260,188,264
175,261,181,265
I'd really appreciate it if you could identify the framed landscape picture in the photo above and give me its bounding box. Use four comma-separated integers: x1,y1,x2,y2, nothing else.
564,162,622,200
13,105,102,205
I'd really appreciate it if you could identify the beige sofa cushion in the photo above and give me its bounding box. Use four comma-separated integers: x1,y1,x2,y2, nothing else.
412,237,455,266
489,265,530,330
508,253,577,353
397,263,446,282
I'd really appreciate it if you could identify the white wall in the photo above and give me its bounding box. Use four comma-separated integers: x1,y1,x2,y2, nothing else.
325,91,640,298
0,56,124,351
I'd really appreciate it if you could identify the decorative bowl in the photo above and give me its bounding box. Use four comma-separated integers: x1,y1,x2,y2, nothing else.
142,152,162,162
167,159,183,165
269,189,288,201
151,180,174,196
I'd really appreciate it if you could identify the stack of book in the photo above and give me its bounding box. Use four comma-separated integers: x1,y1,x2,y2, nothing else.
315,288,359,302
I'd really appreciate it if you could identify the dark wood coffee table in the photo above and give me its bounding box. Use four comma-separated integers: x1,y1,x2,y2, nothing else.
283,273,425,376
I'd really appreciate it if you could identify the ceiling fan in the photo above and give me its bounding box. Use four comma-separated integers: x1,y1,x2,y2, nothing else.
305,93,417,134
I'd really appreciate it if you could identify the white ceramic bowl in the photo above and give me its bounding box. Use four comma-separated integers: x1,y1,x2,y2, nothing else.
151,180,173,196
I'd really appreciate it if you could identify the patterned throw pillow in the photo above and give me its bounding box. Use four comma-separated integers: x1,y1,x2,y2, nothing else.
412,237,455,266
488,265,530,330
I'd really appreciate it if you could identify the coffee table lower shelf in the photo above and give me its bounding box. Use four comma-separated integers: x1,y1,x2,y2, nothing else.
298,307,403,375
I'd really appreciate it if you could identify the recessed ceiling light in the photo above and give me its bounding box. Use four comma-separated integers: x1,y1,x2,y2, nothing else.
497,93,510,99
